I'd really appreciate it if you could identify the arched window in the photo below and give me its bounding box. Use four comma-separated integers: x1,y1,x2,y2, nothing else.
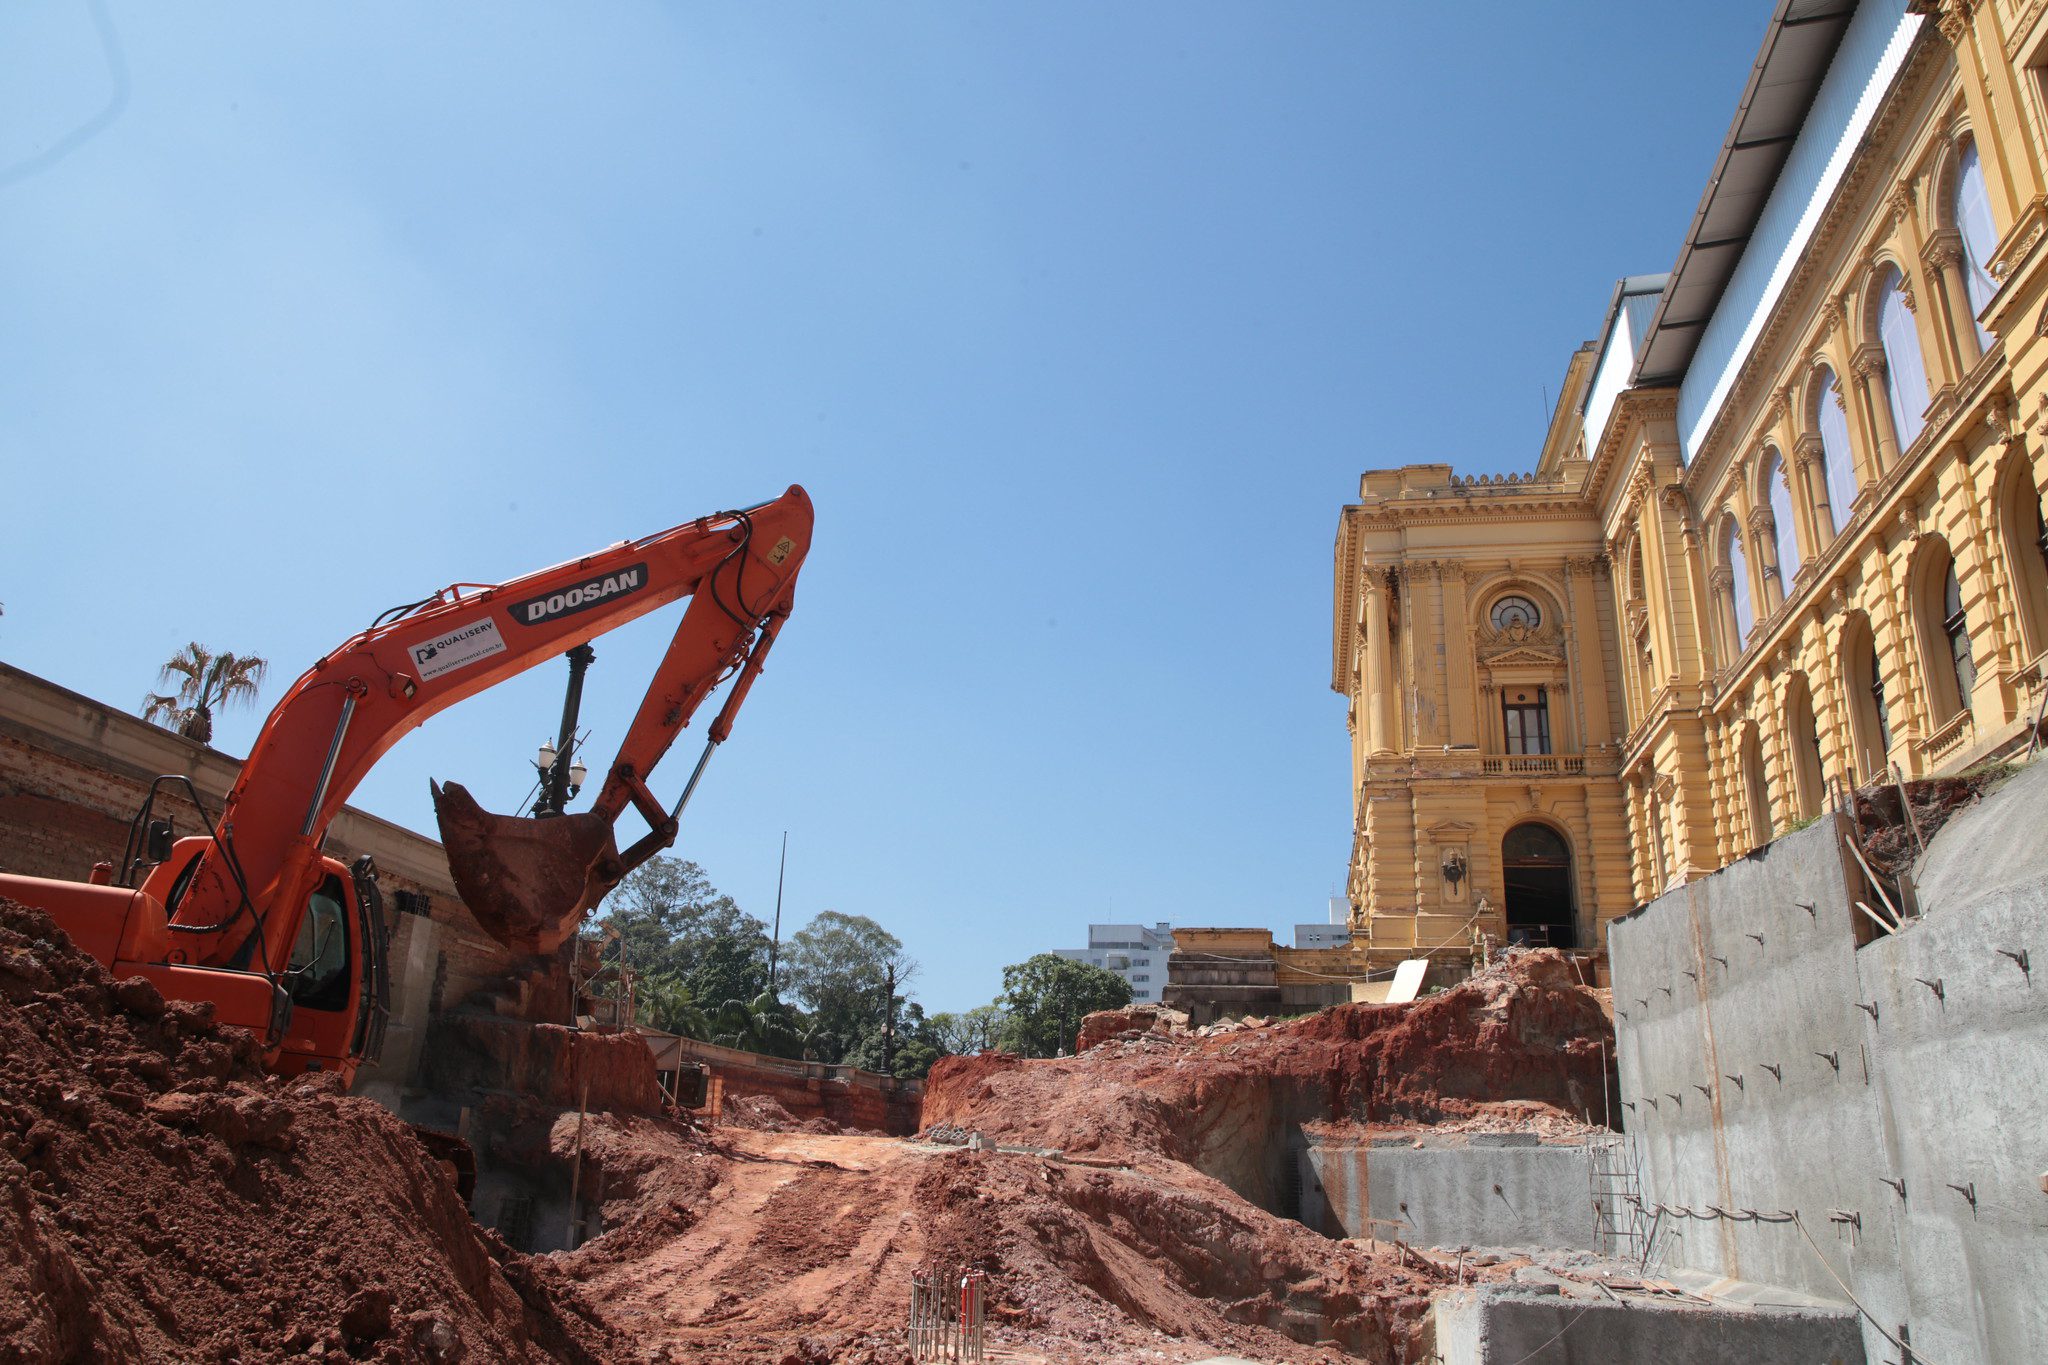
1995,457,2048,659
1877,267,1931,451
1816,368,1857,533
1738,723,1771,849
1955,138,1999,347
1840,613,1891,783
1722,514,1753,651
1783,671,1826,819
1913,536,1976,725
1942,561,1976,704
1490,595,1541,631
1762,447,1801,587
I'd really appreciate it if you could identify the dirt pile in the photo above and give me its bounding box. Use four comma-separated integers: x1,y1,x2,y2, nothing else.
1076,1003,1188,1053
538,953,1612,1364
560,1122,1455,1364
719,1093,843,1135
923,949,1614,1201
0,896,620,1364
913,1147,1446,1362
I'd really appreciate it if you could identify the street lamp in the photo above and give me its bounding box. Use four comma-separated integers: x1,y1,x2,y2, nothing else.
533,737,591,814
532,644,596,817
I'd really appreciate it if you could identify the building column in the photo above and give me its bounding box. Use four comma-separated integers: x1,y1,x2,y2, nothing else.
1806,621,1853,793
1925,233,1982,373
1793,436,1833,553
1363,570,1391,754
1443,565,1478,747
1851,343,1900,476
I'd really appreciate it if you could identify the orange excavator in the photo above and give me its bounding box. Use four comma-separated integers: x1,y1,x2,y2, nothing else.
0,488,813,1085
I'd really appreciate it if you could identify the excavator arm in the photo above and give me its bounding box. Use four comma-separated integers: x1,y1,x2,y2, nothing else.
150,486,813,968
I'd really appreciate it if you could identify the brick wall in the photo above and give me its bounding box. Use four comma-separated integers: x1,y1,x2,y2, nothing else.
0,662,524,1091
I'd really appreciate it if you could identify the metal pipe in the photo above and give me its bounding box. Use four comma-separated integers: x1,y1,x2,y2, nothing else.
302,691,359,837
667,738,718,825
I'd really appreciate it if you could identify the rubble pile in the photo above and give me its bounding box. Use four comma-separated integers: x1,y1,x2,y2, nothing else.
717,1092,844,1135
0,897,619,1363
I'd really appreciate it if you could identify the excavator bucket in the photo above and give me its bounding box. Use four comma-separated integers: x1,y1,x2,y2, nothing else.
431,780,616,955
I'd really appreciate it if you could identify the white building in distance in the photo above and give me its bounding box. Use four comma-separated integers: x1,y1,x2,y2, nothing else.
1050,922,1175,1003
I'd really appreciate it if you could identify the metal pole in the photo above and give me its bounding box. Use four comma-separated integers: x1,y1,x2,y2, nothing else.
536,644,595,816
302,691,359,837
882,963,897,1077
769,831,787,995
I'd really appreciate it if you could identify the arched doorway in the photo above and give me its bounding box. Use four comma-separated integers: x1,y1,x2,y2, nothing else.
1502,822,1577,949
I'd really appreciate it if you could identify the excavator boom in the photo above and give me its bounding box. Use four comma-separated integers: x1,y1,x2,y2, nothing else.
158,486,812,966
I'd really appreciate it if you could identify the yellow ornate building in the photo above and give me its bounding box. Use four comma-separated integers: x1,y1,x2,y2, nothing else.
1334,0,2048,971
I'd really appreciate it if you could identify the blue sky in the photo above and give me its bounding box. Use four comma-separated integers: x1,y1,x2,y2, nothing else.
3,2,1767,1013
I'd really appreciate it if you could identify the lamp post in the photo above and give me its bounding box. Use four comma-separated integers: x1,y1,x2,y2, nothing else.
533,644,595,816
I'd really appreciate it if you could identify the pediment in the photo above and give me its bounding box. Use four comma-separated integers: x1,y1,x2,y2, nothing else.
1480,645,1564,667
1424,820,1476,840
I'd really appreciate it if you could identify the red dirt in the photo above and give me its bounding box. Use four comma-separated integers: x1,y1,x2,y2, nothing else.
559,1122,1456,1365
718,1093,844,1135
0,896,620,1364
526,952,1611,1364
922,949,1615,1183
3,892,1613,1365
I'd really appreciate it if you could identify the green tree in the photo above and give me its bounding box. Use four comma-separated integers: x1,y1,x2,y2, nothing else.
601,856,771,991
929,1003,1009,1057
635,971,711,1040
783,911,917,1060
997,954,1131,1058
709,991,806,1059
846,1001,943,1079
141,643,268,744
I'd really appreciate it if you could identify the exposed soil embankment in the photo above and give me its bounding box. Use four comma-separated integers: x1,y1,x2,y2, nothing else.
924,950,1614,1209
0,896,619,1363
561,1121,1451,1365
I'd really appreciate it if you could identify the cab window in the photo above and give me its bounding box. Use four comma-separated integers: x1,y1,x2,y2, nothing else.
288,876,352,1010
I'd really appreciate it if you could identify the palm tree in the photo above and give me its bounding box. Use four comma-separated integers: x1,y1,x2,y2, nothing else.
141,643,268,744
637,972,712,1040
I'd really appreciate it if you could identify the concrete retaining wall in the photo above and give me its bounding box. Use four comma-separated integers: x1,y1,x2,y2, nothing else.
1300,1133,1600,1252
1608,760,2048,1365
1432,1286,1866,1364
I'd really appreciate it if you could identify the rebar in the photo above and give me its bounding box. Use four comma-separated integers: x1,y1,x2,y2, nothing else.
909,1265,986,1362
